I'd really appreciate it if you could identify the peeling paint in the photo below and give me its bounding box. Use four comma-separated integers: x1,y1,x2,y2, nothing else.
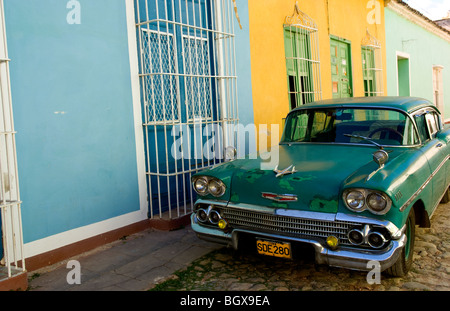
230,193,239,202
232,0,243,29
243,169,266,183
290,175,315,182
310,197,338,212
278,179,294,191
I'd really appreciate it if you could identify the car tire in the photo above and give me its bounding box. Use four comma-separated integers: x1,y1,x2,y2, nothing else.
385,208,415,277
440,186,450,204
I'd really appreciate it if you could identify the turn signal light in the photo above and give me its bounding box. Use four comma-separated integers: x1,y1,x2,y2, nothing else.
218,219,228,230
326,236,339,250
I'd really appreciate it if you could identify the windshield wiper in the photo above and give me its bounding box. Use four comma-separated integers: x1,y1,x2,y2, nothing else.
343,134,384,149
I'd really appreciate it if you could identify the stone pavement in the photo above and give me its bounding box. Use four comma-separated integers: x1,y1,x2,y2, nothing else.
152,201,450,291
27,226,221,291
28,201,450,291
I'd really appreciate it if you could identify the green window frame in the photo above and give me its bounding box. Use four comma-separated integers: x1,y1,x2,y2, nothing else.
362,46,376,96
283,3,322,111
284,28,314,109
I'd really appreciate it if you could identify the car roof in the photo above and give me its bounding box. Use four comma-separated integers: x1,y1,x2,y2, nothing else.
294,96,435,114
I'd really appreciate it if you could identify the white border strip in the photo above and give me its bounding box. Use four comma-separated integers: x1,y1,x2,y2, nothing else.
126,0,148,215
24,210,146,258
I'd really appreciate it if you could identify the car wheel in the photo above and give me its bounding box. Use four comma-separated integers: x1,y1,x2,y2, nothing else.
385,208,415,277
440,186,450,204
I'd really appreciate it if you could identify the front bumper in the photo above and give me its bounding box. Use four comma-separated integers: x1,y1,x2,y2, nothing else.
191,213,406,272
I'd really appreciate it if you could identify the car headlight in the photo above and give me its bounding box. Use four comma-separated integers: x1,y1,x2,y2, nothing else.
366,192,390,215
208,179,226,197
345,190,365,212
192,176,226,197
193,177,209,195
343,189,391,215
367,193,387,212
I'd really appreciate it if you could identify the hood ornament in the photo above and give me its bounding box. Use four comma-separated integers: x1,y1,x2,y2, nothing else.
273,164,297,178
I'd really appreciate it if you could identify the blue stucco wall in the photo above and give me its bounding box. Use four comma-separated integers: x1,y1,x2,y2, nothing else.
234,0,254,128
4,0,141,243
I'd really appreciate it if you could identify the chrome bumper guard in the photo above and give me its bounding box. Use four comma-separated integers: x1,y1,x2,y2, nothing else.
191,213,406,272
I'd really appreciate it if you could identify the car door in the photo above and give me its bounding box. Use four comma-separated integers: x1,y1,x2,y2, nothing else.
414,110,447,211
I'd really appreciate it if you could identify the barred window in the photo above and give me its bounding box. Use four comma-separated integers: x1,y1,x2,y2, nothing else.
135,0,239,219
283,3,321,110
361,29,383,97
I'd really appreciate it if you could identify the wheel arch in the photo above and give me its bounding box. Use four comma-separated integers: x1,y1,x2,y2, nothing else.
412,199,431,228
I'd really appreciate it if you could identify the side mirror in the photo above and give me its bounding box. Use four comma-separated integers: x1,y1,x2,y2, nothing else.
224,146,237,161
373,150,389,168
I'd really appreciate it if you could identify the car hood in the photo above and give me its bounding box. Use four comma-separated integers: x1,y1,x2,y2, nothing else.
225,143,402,213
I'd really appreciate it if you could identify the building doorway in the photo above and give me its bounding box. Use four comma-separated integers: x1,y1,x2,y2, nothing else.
396,52,410,97
330,36,353,99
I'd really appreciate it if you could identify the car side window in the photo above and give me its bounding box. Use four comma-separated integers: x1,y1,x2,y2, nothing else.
403,117,420,145
425,112,440,137
414,114,430,143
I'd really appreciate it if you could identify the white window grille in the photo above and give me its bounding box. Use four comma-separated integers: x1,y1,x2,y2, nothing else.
0,0,26,279
283,2,322,109
183,35,212,121
361,29,384,97
141,29,180,123
135,0,239,219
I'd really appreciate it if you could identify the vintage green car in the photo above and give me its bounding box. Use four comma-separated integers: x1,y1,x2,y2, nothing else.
190,97,450,277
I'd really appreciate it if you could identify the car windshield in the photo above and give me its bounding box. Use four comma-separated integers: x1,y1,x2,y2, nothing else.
281,108,418,146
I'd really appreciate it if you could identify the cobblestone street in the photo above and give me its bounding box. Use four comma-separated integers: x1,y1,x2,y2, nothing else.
153,201,450,291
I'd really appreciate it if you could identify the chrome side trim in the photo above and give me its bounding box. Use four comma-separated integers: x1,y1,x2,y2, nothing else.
400,155,450,212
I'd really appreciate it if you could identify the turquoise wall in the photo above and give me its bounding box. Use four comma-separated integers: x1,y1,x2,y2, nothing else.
385,7,450,121
4,0,141,243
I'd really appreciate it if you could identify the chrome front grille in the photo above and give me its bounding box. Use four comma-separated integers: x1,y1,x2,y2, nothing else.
221,207,360,246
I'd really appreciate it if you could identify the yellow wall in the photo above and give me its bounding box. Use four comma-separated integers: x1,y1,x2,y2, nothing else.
248,0,387,145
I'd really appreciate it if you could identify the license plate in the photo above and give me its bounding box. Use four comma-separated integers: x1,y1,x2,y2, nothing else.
256,239,291,259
